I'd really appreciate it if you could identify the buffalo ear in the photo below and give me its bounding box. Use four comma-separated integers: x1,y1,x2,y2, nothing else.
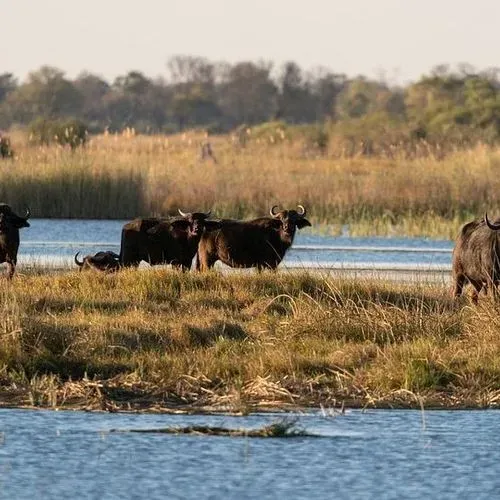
296,218,311,229
204,219,223,232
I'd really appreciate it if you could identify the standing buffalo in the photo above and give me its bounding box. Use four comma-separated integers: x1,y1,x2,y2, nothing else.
452,212,500,303
196,205,311,271
0,204,30,279
120,209,220,270
74,251,121,272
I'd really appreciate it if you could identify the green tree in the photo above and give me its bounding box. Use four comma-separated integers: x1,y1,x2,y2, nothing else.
218,61,278,126
0,73,17,102
5,66,82,124
335,77,391,119
277,62,315,123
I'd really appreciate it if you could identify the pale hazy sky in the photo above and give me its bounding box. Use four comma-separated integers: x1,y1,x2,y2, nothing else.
3,0,500,84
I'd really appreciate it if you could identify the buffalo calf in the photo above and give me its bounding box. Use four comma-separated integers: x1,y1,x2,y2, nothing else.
74,251,121,273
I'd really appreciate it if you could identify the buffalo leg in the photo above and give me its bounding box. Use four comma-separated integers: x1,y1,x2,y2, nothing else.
197,252,217,272
452,274,466,299
469,280,483,305
5,258,16,279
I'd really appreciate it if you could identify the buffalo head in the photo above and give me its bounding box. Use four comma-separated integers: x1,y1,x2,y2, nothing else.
269,204,311,237
176,209,217,237
0,204,30,229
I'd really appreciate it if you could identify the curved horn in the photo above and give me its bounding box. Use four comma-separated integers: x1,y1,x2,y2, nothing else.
485,213,500,231
269,205,280,217
25,206,31,219
178,209,188,217
204,210,211,218
297,205,306,217
74,252,84,267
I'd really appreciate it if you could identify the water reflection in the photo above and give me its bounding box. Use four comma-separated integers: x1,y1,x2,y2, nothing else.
0,409,498,499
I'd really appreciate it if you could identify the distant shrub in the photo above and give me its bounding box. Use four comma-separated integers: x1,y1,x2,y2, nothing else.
247,121,289,144
0,135,14,158
29,118,88,149
300,125,329,156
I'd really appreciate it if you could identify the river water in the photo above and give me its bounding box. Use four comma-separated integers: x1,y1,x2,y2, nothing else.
16,219,454,271
0,409,499,499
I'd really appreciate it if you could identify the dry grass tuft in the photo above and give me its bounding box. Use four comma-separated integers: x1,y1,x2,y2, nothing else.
1,270,500,411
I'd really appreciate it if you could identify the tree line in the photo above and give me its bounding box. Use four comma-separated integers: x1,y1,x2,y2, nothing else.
1,57,500,146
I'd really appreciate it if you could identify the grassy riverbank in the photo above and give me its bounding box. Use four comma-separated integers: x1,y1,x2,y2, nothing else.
2,130,500,237
1,269,499,412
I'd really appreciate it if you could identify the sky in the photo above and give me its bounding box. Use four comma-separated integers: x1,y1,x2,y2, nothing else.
3,0,500,85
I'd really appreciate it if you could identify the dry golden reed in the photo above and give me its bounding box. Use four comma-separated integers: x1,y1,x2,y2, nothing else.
1,130,500,237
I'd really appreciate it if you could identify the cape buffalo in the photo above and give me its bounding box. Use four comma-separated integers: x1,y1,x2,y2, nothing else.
74,251,121,272
452,212,500,303
196,205,311,271
0,204,30,279
120,209,220,270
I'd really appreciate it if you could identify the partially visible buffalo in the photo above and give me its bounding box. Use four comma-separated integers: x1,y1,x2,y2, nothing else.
196,205,311,271
120,209,220,270
452,212,500,303
0,204,30,279
74,251,120,272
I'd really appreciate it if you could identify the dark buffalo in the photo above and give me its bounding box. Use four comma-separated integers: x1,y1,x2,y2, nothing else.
0,204,30,279
196,205,311,271
120,209,220,270
452,212,500,303
74,251,121,273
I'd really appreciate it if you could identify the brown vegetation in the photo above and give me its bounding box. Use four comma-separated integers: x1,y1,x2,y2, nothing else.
0,130,499,238
1,269,500,412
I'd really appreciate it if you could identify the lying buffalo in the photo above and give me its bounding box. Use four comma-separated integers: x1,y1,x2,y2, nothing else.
196,205,311,271
74,251,121,272
452,212,500,303
120,209,220,270
0,204,31,279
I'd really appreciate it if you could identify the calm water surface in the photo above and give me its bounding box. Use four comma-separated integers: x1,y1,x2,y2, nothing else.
17,219,454,269
0,409,498,499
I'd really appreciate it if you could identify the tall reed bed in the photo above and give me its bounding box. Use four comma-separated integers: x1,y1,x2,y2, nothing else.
2,130,500,236
1,270,500,411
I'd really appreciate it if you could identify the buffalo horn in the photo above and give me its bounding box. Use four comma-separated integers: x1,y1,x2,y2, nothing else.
74,252,84,267
25,206,31,219
485,212,500,231
204,210,211,218
297,205,306,217
270,205,280,217
178,209,189,217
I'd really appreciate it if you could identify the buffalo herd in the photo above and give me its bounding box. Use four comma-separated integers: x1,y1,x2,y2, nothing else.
4,201,500,303
0,203,310,279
